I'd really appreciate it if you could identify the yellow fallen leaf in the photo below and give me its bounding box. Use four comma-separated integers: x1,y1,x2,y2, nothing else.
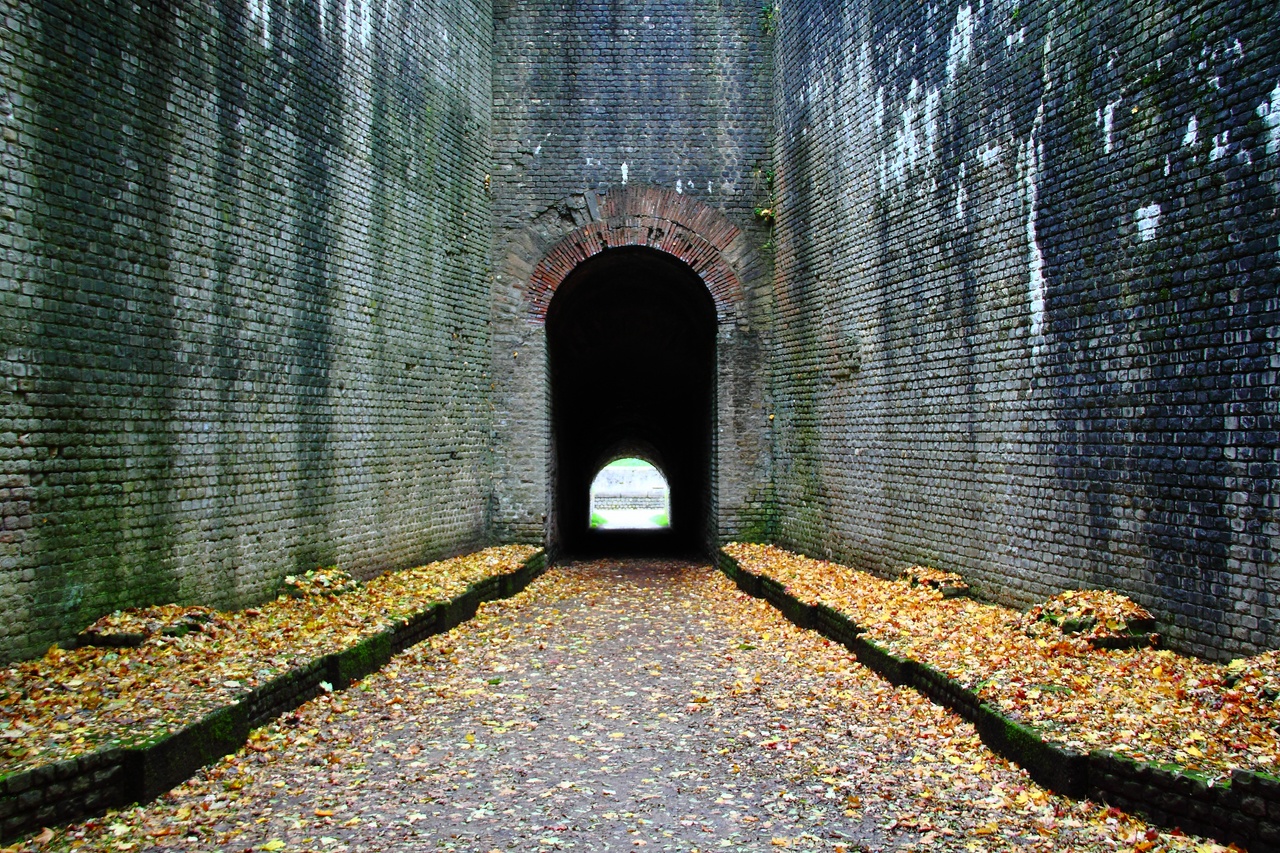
261,841,286,852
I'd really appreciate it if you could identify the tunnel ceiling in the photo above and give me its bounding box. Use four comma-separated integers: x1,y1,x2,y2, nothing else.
547,248,717,554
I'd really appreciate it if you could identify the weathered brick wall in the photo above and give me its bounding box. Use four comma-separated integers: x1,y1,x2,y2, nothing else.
0,0,493,661
488,0,776,548
771,0,1280,658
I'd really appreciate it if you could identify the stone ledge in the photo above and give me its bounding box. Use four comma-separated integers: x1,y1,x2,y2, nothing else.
0,551,548,845
717,548,1280,853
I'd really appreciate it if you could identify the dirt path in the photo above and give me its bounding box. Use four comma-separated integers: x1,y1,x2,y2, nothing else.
44,560,1218,852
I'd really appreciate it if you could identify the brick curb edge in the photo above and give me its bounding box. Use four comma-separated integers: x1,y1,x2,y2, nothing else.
717,550,1280,853
0,551,549,843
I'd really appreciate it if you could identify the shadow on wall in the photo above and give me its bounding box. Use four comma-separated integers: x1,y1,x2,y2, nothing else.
547,247,717,558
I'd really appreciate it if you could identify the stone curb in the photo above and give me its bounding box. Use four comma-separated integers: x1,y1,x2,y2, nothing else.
717,550,1280,853
0,551,548,844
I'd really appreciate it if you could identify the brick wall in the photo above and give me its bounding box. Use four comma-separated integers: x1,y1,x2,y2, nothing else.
0,0,493,661
488,0,776,549
771,0,1280,658
2,0,1275,662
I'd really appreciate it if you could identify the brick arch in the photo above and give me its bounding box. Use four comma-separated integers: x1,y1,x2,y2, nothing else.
525,185,759,324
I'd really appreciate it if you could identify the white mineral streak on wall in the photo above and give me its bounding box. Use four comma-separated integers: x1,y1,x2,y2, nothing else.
1023,33,1053,361
319,0,327,34
1135,203,1160,242
343,0,353,50
977,141,1002,167
1102,99,1120,154
924,86,941,154
955,161,966,224
1183,114,1199,147
676,179,684,194
1259,84,1280,157
1211,130,1229,161
946,3,975,82
1025,103,1046,356
247,0,270,47
882,79,938,194
360,0,372,47
621,162,628,184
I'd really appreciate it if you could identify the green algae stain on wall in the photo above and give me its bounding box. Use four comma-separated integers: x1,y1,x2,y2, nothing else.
28,0,183,649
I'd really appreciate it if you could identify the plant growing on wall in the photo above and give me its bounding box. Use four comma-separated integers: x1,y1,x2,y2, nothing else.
761,0,779,35
753,166,777,254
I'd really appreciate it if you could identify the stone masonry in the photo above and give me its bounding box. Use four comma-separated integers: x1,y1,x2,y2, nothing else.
770,0,1280,659
0,0,493,661
0,0,1277,661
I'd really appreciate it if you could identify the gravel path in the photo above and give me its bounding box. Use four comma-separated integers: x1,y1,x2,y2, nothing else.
44,559,1219,853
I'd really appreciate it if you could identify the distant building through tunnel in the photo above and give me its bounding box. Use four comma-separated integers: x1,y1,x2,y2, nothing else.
589,458,671,530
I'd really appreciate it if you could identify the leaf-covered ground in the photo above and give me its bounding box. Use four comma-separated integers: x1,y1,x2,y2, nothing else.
11,560,1231,852
724,543,1278,779
0,546,539,774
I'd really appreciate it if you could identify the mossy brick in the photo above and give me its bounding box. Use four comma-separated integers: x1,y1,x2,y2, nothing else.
759,577,814,629
135,702,248,802
718,554,763,598
1236,769,1280,803
469,576,501,603
329,631,394,689
1,771,32,795
1256,819,1280,847
974,707,1088,798
813,604,860,649
850,637,913,686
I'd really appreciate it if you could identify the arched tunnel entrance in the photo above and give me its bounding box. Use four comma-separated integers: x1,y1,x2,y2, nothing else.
547,247,717,556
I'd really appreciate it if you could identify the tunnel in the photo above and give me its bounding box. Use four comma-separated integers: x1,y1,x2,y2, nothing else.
546,247,717,557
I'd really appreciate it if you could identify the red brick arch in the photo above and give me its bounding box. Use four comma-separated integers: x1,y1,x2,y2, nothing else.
525,186,757,324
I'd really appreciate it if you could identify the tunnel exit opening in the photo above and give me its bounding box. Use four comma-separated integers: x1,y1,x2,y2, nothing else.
590,457,671,530
547,247,717,557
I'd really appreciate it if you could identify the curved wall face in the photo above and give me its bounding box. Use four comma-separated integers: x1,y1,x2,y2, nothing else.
489,0,776,550
0,0,493,660
771,0,1280,658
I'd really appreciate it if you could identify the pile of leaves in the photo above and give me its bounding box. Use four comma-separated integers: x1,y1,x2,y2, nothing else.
77,606,227,648
0,545,539,775
902,565,969,596
1021,589,1158,649
279,568,361,598
724,542,1280,778
1227,650,1280,698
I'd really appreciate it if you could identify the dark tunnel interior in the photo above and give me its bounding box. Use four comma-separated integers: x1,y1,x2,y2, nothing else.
547,247,717,557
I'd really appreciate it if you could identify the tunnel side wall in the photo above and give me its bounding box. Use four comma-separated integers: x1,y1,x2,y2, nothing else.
489,0,776,549
770,0,1280,658
0,0,494,661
